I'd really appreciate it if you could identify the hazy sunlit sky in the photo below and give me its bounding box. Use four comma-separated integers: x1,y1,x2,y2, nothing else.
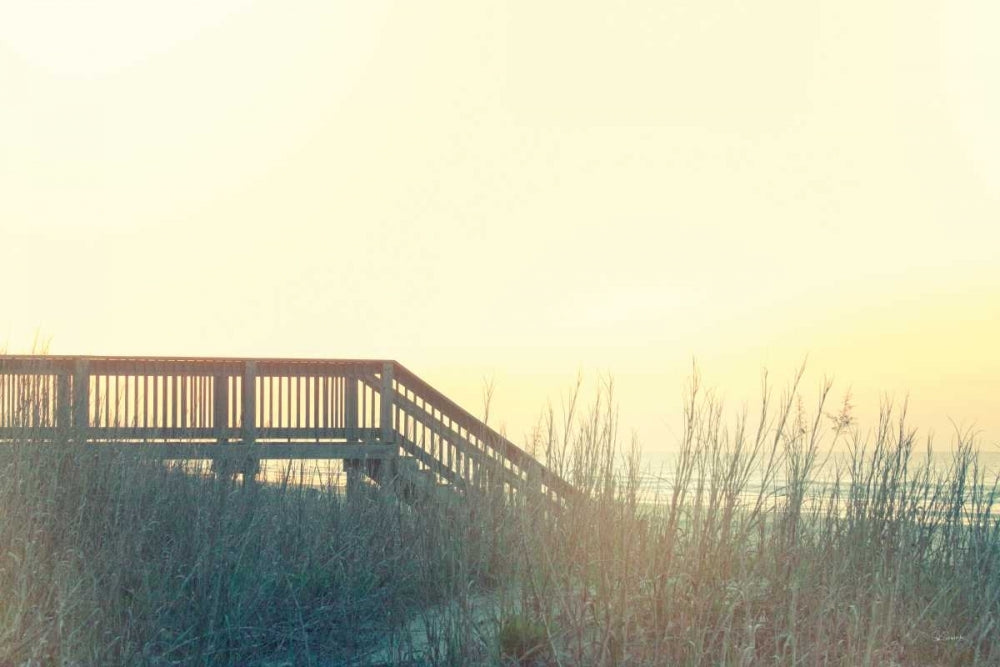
2,1,998,455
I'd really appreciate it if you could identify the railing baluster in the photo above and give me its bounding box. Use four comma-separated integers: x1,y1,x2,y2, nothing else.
360,380,366,438
154,373,161,430
179,375,186,431
256,371,263,430
311,376,318,433
318,376,325,430
300,376,306,430
267,376,273,428
228,376,235,430
298,376,304,429
278,375,284,429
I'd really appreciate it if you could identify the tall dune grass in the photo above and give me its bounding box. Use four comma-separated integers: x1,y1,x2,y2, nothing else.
1,369,998,665
511,370,1000,666
0,441,517,664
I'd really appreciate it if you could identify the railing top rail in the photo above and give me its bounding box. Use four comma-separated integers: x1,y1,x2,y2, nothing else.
0,354,395,364
0,355,392,375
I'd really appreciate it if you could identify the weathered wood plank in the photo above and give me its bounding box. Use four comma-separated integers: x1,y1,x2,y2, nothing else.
0,358,75,374
14,443,399,460
0,426,385,441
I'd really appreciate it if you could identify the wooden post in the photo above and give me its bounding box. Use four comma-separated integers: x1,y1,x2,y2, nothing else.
57,371,71,432
345,459,361,498
526,464,543,503
345,373,358,441
73,358,89,437
241,361,259,481
213,373,228,442
242,361,257,446
380,362,394,445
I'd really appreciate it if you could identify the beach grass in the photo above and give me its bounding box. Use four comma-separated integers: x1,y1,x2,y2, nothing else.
1,370,998,665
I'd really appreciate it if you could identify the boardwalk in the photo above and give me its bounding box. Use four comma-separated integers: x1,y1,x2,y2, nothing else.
0,355,573,502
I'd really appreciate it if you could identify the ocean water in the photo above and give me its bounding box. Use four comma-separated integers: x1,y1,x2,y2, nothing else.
635,447,1000,485
611,447,1000,520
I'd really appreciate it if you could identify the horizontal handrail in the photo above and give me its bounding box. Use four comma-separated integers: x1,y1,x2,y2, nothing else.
389,362,576,502
0,355,386,377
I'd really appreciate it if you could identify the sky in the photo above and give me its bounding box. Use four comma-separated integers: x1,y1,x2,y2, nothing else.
2,1,998,456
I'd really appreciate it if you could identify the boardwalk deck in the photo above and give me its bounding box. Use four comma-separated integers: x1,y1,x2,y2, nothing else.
0,355,574,503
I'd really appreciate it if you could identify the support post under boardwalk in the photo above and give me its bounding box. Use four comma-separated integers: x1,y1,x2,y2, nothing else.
344,459,361,498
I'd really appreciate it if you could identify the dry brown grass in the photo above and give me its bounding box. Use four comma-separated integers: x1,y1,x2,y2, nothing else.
1,368,998,665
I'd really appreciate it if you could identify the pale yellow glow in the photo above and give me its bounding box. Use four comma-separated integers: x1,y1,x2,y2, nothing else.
1,1,998,453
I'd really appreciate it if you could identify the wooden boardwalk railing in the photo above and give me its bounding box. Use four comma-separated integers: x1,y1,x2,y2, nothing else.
0,355,574,503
